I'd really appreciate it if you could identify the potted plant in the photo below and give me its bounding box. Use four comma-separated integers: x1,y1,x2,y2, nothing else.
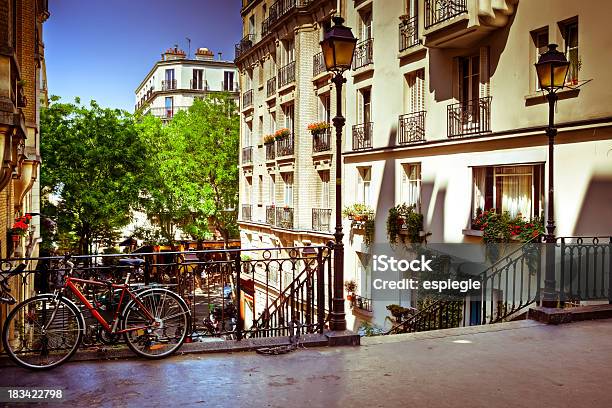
307,121,330,136
10,218,29,241
387,203,424,245
344,280,357,302
263,134,275,144
274,128,290,139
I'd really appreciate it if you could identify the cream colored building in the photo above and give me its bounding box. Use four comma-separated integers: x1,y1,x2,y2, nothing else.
237,0,612,330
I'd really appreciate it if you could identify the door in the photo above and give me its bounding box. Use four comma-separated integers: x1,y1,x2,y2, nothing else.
224,71,235,91
460,55,480,127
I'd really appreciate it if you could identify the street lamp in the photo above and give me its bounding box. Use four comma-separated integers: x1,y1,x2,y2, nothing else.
535,44,570,307
320,16,357,331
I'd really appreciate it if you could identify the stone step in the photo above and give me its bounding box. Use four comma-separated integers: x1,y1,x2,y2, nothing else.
528,304,612,325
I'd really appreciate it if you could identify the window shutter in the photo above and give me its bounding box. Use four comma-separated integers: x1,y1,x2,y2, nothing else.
418,69,425,111
479,46,490,97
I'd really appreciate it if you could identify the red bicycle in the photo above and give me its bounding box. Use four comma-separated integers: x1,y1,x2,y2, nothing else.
2,256,191,370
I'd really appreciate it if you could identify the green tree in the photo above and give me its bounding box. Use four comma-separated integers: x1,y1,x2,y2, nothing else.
138,94,239,244
40,97,146,254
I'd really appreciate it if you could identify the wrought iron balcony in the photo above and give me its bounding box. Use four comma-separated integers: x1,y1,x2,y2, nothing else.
312,208,332,232
353,295,372,312
278,61,296,88
223,81,240,92
352,122,373,150
352,38,374,70
276,207,294,229
242,146,253,164
447,96,492,138
399,16,419,51
242,204,252,221
425,0,467,29
313,52,326,77
276,134,294,157
265,141,276,160
398,111,426,144
242,89,253,109
313,128,331,153
161,79,177,91
148,106,189,120
235,33,256,59
267,77,276,97
190,79,208,90
266,205,276,225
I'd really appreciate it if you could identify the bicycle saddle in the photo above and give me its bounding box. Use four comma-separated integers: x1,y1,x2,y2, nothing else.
118,258,145,267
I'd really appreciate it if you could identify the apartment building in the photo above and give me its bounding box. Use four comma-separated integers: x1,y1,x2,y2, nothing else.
236,0,338,252
237,0,612,330
135,46,239,119
0,0,49,317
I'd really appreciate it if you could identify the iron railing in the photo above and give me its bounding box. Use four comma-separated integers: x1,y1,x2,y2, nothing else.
161,79,177,91
190,79,208,90
353,295,373,312
447,96,491,138
312,208,332,232
147,106,189,120
0,245,333,347
265,142,276,160
399,16,419,51
276,207,294,229
235,33,256,59
424,0,468,29
267,77,276,97
242,146,253,164
222,81,240,92
278,61,296,88
352,38,374,70
266,205,276,224
242,89,253,109
276,134,294,157
313,52,326,77
242,204,252,221
313,128,331,152
352,122,373,150
398,111,426,144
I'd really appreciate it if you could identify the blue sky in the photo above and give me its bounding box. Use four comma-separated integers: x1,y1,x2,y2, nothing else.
45,0,242,112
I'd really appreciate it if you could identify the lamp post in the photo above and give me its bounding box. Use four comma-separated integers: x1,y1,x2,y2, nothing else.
534,44,570,308
320,16,357,331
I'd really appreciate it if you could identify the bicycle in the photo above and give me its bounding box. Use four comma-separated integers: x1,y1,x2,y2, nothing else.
0,263,27,305
1,256,191,370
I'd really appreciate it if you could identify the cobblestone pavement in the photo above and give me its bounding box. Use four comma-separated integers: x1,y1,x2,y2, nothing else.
2,319,612,407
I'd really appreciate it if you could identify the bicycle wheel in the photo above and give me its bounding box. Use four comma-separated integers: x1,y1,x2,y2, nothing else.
2,294,83,370
122,288,190,359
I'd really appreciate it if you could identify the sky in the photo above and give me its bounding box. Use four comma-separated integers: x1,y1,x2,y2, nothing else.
45,0,242,112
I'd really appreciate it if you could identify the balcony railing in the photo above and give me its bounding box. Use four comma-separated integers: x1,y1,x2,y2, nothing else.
313,52,326,77
447,96,492,138
190,79,208,90
242,89,253,109
267,77,276,97
352,38,374,70
242,146,253,164
424,0,468,29
276,207,294,229
353,295,373,312
276,134,294,157
312,208,332,232
313,128,331,153
399,16,419,51
266,205,276,225
223,81,240,92
398,111,426,144
235,33,256,59
265,142,276,160
148,106,189,120
352,122,373,150
278,61,296,88
242,204,252,221
162,79,177,91
262,18,271,38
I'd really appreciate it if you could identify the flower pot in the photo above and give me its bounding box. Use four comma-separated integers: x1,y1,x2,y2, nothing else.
11,234,20,242
354,215,362,222
346,294,353,301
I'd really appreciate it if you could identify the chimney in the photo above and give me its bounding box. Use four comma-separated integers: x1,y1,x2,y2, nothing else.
161,46,186,61
195,47,215,61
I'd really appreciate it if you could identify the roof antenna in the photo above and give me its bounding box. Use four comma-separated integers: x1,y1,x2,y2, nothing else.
186,37,191,59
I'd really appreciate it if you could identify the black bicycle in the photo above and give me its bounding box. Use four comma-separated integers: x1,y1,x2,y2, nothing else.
0,263,27,305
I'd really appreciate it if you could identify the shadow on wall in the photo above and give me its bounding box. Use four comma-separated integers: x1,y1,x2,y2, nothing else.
375,126,398,243
422,183,446,243
572,176,612,236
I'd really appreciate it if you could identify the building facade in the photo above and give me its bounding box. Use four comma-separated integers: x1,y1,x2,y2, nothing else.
237,0,612,330
135,46,240,119
0,0,49,320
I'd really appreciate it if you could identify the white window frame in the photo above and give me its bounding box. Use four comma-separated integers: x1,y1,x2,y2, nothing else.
400,163,421,211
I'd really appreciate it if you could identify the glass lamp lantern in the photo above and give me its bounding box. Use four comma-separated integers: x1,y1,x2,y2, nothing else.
535,44,570,92
320,16,358,74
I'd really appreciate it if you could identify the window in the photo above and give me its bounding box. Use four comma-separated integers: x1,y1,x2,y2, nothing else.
359,88,371,124
258,62,264,87
282,173,293,206
192,69,204,90
406,69,425,113
258,115,264,141
245,176,253,205
531,28,549,90
258,175,263,205
244,121,252,146
360,9,372,39
401,163,421,211
249,15,256,36
165,97,173,117
269,174,275,204
283,104,294,133
406,0,417,18
268,110,276,133
472,164,544,221
561,19,579,84
165,69,174,82
245,70,253,90
320,170,330,208
357,167,372,206
460,55,480,104
284,39,295,65
319,93,331,123
224,71,235,91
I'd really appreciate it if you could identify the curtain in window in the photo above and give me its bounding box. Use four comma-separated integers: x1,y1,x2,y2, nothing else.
498,167,532,218
473,167,486,216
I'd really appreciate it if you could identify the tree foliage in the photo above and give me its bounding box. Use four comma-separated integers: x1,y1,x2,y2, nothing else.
40,97,146,254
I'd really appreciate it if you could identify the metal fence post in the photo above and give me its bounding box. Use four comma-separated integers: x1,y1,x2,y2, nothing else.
235,253,243,341
316,247,325,333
